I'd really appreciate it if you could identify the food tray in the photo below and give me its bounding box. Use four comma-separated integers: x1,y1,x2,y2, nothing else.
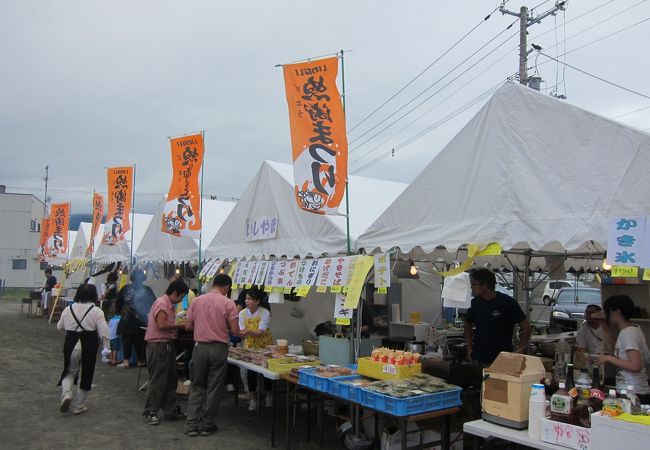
357,357,421,380
266,358,320,374
298,364,357,393
329,375,373,402
358,387,462,416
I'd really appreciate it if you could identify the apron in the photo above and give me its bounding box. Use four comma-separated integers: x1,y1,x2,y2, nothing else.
57,305,100,391
243,312,273,349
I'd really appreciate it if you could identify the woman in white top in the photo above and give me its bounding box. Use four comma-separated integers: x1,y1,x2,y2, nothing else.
596,295,650,404
57,283,110,415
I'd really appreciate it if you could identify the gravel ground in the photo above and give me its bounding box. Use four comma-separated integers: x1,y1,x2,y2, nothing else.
0,295,341,450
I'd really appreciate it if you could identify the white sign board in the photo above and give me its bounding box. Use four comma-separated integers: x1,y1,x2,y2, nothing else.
606,216,646,266
374,253,391,288
334,293,352,320
244,215,278,241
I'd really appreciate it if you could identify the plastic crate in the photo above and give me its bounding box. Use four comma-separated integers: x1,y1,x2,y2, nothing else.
329,375,372,402
359,387,462,416
357,357,421,380
297,364,357,393
266,358,320,374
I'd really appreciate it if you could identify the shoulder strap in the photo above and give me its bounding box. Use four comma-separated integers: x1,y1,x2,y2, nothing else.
70,305,95,331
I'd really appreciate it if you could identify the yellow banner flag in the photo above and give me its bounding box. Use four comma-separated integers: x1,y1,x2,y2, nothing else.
283,57,348,215
343,256,374,309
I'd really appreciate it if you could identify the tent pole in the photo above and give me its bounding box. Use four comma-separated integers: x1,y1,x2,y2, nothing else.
130,164,137,269
198,130,205,293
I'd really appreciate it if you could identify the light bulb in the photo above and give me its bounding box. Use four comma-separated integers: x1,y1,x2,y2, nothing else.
143,270,147,275
409,261,418,276
602,259,612,271
175,268,180,274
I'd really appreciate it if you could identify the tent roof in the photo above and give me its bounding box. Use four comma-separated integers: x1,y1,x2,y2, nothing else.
94,213,153,263
358,82,650,263
66,230,77,259
69,222,102,260
204,160,406,260
199,198,236,253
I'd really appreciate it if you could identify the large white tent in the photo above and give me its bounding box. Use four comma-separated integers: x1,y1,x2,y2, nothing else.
135,197,236,263
358,82,650,271
94,213,153,263
204,160,406,260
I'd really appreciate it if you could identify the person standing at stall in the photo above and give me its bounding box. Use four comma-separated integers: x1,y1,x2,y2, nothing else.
464,268,532,365
142,279,189,425
595,295,650,404
115,269,156,368
183,274,240,437
575,304,605,356
239,287,273,411
57,283,110,415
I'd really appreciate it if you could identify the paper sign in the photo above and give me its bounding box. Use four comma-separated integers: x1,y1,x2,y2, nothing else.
237,261,250,286
231,262,243,285
374,253,391,289
227,262,237,279
476,242,502,256
343,256,374,309
245,284,253,289
268,291,284,304
244,260,260,286
244,214,278,241
643,269,650,281
284,260,300,288
295,285,311,297
295,259,322,287
410,390,425,395
607,216,646,267
232,283,239,290
334,293,352,321
331,256,351,287
336,318,351,325
199,259,217,278
342,286,349,293
264,285,272,293
270,260,290,287
316,257,335,287
119,274,129,290
265,261,278,287
611,266,638,278
205,259,222,280
331,286,342,293
540,419,591,450
254,260,269,286
283,287,292,294
382,364,397,375
316,286,327,293
377,287,388,294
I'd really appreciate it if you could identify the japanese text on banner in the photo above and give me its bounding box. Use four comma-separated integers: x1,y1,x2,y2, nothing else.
282,57,348,215
162,133,204,238
374,253,391,289
606,217,646,266
245,215,278,241
49,203,70,259
343,256,374,309
38,217,52,261
103,167,133,246
87,193,104,256
334,293,352,325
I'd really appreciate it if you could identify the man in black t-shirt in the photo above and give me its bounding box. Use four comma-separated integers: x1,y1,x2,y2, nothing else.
44,268,57,292
464,268,532,365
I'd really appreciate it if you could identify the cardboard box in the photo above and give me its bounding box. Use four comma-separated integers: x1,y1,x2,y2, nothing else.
591,412,650,450
481,352,546,429
540,418,591,450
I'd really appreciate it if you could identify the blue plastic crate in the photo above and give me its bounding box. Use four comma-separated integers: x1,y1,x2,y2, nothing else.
297,364,357,394
359,387,462,416
329,375,370,402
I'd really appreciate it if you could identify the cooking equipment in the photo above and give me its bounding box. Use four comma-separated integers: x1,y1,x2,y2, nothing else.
405,341,425,354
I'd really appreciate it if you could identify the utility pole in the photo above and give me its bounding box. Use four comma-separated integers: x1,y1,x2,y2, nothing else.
500,1,567,87
43,165,49,216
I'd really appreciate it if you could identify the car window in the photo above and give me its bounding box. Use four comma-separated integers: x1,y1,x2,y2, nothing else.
549,282,563,290
556,289,601,305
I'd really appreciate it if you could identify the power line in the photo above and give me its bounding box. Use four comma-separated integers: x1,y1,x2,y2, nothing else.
614,105,650,119
537,51,650,100
349,22,519,155
351,80,508,175
347,4,502,134
348,18,519,148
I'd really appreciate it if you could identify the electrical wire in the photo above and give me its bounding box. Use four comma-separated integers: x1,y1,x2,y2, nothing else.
537,51,650,100
348,18,519,148
614,105,650,119
351,80,508,174
347,4,504,134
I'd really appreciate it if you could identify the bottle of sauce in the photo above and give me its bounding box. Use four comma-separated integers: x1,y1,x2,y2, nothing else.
554,339,571,383
588,366,605,412
565,363,575,390
551,382,574,424
574,388,593,427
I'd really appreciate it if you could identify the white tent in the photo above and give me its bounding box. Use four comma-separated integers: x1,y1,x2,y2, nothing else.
94,213,153,263
135,197,236,263
358,82,650,270
204,160,406,260
69,222,103,260
66,230,77,259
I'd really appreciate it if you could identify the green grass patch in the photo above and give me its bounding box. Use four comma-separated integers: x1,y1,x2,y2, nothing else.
0,288,30,301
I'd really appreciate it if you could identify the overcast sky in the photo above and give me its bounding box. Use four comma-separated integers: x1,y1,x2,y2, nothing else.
1,0,648,214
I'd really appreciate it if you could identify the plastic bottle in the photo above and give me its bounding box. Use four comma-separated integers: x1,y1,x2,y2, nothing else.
551,382,574,423
528,384,547,439
574,388,593,428
565,363,576,391
554,339,571,383
626,385,642,414
618,389,632,414
576,368,591,388
602,389,621,417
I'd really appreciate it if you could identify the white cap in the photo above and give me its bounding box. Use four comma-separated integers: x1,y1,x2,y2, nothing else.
609,389,617,396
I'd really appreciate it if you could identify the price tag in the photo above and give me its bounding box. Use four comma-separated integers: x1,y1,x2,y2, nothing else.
377,287,388,294
245,283,253,289
336,318,351,325
316,286,327,293
264,285,272,293
295,285,311,297
611,266,638,278
283,287,293,294
232,283,239,289
331,285,342,293
410,390,425,395
382,364,397,375
342,286,349,293
643,269,650,281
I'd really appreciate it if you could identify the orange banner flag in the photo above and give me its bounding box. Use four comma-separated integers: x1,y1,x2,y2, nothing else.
283,56,348,214
38,217,51,261
49,203,70,258
103,167,133,246
162,133,204,238
87,192,104,256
